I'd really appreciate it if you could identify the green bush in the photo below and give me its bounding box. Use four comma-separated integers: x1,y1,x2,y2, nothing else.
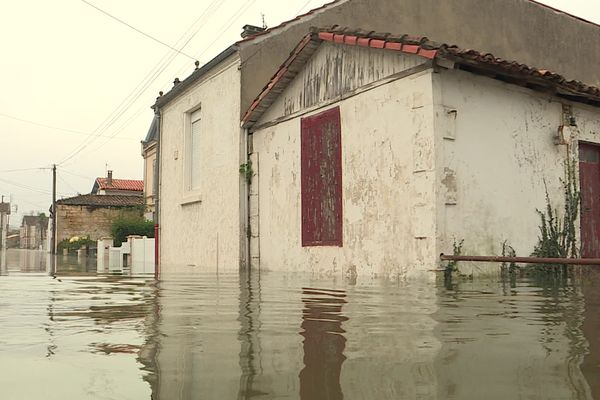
111,216,154,246
58,236,95,253
531,161,580,259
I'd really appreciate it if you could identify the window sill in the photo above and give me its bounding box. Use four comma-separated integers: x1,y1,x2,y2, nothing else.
181,194,202,206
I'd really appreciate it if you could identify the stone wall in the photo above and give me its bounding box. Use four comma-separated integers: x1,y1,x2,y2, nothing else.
56,204,142,242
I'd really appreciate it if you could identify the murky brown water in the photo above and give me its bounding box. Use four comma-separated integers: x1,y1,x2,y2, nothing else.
1,249,599,399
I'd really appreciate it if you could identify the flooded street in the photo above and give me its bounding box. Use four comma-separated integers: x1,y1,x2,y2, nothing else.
1,249,599,399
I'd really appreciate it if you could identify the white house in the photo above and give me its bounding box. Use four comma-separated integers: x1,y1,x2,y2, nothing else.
241,27,600,278
152,0,600,274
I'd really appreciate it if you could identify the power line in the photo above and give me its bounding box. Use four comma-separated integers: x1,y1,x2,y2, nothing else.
56,174,81,195
58,1,225,166
0,177,55,196
0,112,137,141
12,197,47,210
0,112,89,135
57,168,93,181
295,0,315,15
239,0,325,69
0,167,49,173
80,0,197,61
177,0,260,76
168,0,260,98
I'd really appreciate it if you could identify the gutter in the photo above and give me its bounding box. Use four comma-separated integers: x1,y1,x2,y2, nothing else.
153,107,161,279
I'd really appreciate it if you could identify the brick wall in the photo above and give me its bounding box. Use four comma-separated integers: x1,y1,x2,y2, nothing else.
56,204,143,241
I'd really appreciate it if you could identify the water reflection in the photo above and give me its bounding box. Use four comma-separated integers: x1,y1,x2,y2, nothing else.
0,249,6,274
581,269,600,400
299,288,347,400
1,250,600,400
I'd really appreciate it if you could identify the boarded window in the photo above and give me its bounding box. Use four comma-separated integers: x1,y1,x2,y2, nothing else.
190,110,202,190
301,107,343,247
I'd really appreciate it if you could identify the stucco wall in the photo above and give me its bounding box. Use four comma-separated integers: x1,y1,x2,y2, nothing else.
252,69,436,278
240,0,600,115
433,68,600,266
56,204,142,242
158,56,243,270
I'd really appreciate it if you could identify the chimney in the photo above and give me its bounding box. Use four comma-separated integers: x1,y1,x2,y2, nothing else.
107,170,113,186
241,24,266,39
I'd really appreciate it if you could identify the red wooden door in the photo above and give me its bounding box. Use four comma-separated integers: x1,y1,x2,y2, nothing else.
580,143,600,257
301,107,343,247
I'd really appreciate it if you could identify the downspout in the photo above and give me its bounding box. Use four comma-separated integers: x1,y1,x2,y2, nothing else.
153,106,161,279
242,126,250,277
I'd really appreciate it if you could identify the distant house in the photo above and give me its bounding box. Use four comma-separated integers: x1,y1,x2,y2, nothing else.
141,115,158,220
240,27,600,276
91,170,143,196
20,215,48,250
55,194,143,243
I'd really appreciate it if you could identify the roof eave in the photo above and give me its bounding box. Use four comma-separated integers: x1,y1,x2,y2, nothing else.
242,27,600,129
154,45,239,110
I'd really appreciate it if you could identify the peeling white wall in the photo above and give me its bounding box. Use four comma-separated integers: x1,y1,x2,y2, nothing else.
258,42,427,126
159,56,243,270
433,68,600,269
252,66,437,279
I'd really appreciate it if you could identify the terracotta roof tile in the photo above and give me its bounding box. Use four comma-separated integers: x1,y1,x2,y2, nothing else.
242,26,600,129
57,194,143,207
96,178,143,192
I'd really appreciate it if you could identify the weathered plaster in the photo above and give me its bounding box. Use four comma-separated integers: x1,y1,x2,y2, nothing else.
433,68,600,272
252,66,436,279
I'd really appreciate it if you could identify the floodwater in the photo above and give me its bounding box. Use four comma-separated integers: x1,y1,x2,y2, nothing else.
1,249,599,400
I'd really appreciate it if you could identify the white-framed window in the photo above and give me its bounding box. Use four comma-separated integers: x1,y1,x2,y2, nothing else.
189,109,202,191
182,105,203,204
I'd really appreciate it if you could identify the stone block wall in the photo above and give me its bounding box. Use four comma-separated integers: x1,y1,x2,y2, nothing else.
56,205,142,242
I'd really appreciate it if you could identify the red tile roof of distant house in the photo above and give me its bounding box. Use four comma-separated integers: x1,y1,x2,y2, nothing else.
242,26,600,129
95,178,143,192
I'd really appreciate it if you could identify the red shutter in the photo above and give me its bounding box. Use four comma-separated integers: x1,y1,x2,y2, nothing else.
580,143,600,257
301,107,343,246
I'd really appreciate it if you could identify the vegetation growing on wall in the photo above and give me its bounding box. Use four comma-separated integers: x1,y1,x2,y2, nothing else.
501,240,518,274
110,216,154,246
531,161,580,259
57,236,95,253
446,238,464,273
239,160,253,184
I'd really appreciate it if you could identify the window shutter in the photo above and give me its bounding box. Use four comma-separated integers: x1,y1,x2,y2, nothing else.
300,106,343,246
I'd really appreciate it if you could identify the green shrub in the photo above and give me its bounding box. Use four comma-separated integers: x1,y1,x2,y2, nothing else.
111,216,154,246
57,236,95,253
531,161,580,259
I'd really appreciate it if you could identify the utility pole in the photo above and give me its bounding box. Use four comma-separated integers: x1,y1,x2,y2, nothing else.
51,164,57,255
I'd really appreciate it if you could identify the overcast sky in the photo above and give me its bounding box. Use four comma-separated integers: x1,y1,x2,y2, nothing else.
1,0,599,227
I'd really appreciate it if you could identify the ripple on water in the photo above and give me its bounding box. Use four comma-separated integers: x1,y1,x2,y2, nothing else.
0,250,599,400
